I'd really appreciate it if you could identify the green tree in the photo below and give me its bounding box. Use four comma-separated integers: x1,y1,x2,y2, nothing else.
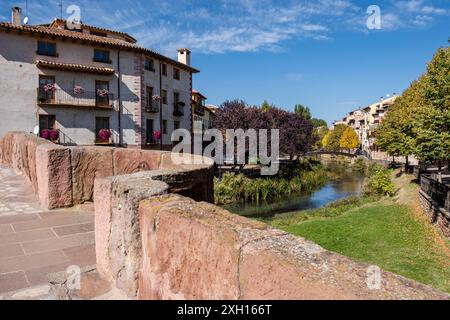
412,47,450,180
261,100,275,112
340,127,360,151
314,126,329,150
311,118,328,128
323,124,348,151
294,104,312,120
376,80,420,166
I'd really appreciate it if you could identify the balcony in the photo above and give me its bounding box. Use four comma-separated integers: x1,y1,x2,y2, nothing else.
193,102,205,116
145,100,160,113
37,88,114,109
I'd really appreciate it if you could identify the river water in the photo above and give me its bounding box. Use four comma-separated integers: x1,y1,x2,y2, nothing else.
222,164,366,218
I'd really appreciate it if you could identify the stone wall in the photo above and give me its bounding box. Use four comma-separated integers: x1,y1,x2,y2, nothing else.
419,190,450,238
95,184,449,299
137,196,446,300
0,132,214,210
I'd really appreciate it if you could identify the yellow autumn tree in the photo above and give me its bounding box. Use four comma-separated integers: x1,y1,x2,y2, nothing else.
321,130,332,149
340,127,360,151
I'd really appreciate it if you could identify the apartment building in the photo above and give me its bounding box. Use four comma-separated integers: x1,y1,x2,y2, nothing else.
0,7,199,148
333,95,398,160
191,90,216,134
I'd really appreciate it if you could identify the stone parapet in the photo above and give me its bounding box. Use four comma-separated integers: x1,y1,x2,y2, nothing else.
0,132,215,210
135,195,449,300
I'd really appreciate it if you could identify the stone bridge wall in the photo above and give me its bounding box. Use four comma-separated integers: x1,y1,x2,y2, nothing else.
0,132,214,210
95,178,449,300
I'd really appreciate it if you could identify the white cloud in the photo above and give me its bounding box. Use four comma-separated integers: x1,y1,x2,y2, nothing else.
1,0,448,56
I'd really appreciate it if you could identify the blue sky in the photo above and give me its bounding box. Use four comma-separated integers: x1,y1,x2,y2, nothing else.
1,0,449,124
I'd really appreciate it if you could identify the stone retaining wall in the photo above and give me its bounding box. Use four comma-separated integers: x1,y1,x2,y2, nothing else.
0,132,214,210
419,190,450,238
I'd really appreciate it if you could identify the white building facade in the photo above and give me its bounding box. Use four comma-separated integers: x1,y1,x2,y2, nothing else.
0,8,198,148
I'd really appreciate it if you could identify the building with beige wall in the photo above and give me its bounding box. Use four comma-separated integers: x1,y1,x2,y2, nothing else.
192,90,216,134
0,7,199,148
333,95,399,160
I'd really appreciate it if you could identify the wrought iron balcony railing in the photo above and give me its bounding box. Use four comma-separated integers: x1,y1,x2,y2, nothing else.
37,88,114,109
145,100,160,113
193,102,205,115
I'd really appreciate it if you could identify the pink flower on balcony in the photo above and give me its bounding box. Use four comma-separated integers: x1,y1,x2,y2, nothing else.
40,129,50,139
73,85,85,95
152,95,162,101
49,129,59,141
97,89,110,97
43,83,56,92
40,129,59,142
98,128,112,141
153,130,161,141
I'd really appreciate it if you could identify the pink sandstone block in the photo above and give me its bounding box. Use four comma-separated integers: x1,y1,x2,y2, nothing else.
36,144,73,209
11,133,29,174
0,132,20,165
113,149,162,175
138,195,263,300
93,177,114,282
12,133,51,186
94,173,168,297
27,138,52,192
71,146,114,205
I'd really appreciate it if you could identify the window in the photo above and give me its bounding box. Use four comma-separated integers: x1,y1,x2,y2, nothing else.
38,76,55,102
174,92,180,104
162,120,168,134
95,117,110,141
161,63,167,76
173,68,180,80
146,86,153,107
94,49,110,63
162,90,168,105
37,41,57,57
174,120,180,130
39,115,56,131
145,58,155,71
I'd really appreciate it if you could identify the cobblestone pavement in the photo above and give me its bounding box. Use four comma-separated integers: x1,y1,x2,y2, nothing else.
0,166,95,296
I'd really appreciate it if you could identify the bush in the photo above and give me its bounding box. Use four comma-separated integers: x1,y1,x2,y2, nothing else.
353,158,367,173
364,164,396,197
214,160,328,205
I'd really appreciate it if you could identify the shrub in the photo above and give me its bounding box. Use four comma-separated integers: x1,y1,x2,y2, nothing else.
214,159,329,205
353,158,367,173
364,164,396,197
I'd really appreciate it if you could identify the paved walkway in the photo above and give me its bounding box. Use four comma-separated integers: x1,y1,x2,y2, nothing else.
0,166,95,296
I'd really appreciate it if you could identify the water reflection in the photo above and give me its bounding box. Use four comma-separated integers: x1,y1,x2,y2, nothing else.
222,166,365,218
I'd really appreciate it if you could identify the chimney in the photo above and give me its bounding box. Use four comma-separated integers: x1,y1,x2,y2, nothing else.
177,48,191,66
12,7,22,26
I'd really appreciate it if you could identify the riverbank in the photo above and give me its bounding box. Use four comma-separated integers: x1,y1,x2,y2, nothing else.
218,158,367,217
214,159,328,206
263,170,450,293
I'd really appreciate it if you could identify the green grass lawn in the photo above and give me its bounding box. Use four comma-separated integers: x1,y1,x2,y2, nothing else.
266,200,450,293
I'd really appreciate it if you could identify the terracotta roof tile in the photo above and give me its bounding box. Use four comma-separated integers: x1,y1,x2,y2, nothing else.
36,60,115,75
0,22,199,73
50,19,137,43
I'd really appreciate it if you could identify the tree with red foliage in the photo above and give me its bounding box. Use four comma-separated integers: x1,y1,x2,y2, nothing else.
214,100,316,159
